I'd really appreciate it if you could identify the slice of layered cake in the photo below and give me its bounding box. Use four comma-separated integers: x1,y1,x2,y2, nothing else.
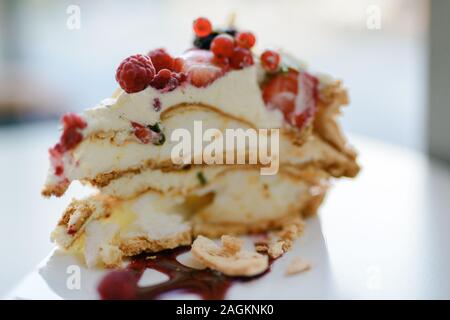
43,17,359,269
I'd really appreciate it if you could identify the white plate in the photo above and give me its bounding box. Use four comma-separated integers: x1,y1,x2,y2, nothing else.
7,216,332,300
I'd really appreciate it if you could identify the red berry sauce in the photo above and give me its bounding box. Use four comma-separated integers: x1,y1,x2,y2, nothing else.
97,247,274,300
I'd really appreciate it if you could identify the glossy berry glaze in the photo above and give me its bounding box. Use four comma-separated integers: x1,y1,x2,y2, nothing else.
98,246,274,300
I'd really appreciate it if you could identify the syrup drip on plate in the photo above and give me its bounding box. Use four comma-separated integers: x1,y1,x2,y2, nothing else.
98,246,273,300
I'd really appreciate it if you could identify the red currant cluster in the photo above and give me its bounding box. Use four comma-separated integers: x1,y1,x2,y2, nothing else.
193,17,282,73
193,17,255,70
115,17,284,94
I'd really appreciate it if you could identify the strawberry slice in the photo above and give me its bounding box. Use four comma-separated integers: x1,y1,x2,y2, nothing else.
262,69,318,129
131,122,152,144
179,49,225,88
293,72,318,128
188,64,223,87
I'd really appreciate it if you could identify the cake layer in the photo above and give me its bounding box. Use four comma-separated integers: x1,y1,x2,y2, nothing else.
43,79,358,197
98,134,355,200
51,166,329,267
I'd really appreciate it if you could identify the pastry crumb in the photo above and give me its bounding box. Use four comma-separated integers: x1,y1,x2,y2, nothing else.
253,217,304,259
268,241,284,259
191,235,268,277
285,257,311,276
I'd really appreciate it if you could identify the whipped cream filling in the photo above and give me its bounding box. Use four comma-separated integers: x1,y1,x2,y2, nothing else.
82,66,284,137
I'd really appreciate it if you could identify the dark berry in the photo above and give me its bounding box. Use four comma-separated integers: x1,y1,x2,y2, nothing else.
223,28,237,37
116,54,155,93
193,17,212,37
193,31,218,50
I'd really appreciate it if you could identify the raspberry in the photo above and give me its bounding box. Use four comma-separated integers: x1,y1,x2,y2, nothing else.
260,50,280,72
97,270,137,300
210,34,235,58
230,47,254,69
236,32,256,49
193,17,212,37
115,54,155,93
148,48,174,73
59,113,86,152
150,69,172,89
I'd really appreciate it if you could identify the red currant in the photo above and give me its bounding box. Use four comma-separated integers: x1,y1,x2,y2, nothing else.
236,32,256,49
150,68,172,89
193,17,212,37
212,55,230,71
210,34,235,58
230,47,254,69
260,50,281,72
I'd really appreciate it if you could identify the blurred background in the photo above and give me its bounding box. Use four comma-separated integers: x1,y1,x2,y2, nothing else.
1,0,449,297
0,0,428,148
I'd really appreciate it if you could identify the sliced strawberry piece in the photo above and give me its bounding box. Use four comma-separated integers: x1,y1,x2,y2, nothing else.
180,49,224,87
293,72,318,128
262,69,298,117
180,49,215,67
131,122,151,144
188,64,223,88
261,69,318,129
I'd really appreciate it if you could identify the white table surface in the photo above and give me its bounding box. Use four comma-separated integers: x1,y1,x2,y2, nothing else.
1,121,450,299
